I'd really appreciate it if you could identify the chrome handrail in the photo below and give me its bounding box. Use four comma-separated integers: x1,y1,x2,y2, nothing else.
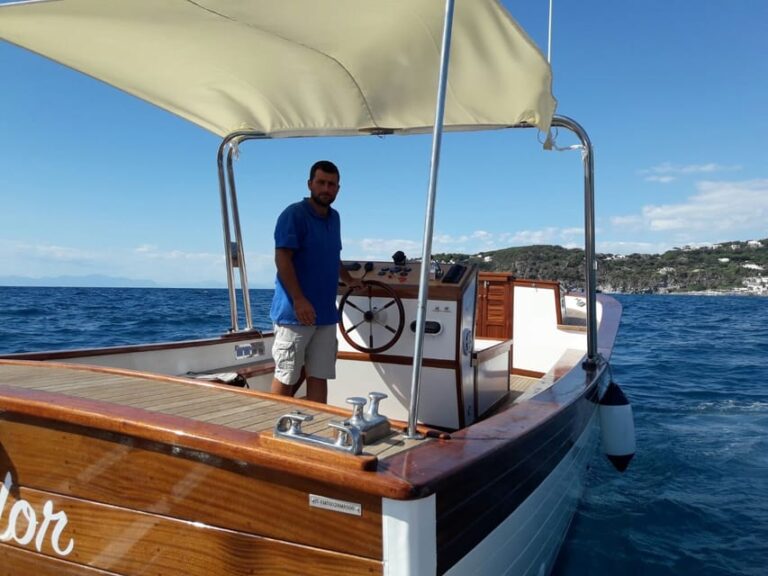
216,131,266,332
550,115,598,364
226,146,253,330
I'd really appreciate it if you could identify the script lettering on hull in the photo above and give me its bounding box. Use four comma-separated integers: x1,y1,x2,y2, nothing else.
0,471,74,556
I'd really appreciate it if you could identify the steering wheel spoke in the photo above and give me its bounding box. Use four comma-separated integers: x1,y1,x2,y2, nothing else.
379,299,398,311
344,300,366,314
346,318,367,334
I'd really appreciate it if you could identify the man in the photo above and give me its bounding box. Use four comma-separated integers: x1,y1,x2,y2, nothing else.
270,160,362,403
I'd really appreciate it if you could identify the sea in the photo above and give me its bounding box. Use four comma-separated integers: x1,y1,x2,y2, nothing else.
0,287,766,575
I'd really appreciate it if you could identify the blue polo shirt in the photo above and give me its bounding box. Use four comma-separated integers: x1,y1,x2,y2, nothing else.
270,198,342,325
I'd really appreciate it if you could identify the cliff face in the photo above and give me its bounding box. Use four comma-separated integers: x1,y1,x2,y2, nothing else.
434,239,768,295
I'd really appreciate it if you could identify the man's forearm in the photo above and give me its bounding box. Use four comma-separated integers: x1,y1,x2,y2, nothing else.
275,249,305,302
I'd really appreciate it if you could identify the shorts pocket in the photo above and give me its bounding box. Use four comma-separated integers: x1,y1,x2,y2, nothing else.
273,339,296,373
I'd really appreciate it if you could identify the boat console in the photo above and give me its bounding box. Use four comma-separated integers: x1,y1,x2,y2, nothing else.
334,259,511,429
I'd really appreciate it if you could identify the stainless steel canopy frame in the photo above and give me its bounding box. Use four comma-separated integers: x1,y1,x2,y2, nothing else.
214,115,600,432
214,1,599,435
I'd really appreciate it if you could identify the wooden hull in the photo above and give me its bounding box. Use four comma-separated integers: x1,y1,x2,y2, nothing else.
0,294,622,575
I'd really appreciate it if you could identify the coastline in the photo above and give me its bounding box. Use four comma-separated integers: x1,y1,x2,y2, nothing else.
601,289,768,297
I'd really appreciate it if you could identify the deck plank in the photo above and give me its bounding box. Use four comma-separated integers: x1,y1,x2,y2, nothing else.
237,404,306,431
62,381,168,400
193,402,266,422
173,396,249,418
117,386,209,407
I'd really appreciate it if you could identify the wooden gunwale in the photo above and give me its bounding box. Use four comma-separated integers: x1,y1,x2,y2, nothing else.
0,330,270,362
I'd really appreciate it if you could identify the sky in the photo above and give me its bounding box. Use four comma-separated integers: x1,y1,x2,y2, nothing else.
1,0,767,288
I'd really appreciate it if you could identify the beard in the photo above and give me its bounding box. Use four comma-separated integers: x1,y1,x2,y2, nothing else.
311,191,335,207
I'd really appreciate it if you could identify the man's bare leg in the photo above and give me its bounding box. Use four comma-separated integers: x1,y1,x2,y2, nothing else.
305,376,327,404
271,377,295,396
270,367,306,397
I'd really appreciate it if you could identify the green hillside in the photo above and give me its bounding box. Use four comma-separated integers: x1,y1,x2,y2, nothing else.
434,239,768,294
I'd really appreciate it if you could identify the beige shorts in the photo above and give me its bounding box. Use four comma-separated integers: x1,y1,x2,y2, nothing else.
272,324,338,385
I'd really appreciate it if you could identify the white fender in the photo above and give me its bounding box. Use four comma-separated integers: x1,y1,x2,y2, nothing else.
598,381,636,472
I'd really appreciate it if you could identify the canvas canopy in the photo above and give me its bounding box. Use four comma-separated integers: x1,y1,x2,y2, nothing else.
0,0,556,138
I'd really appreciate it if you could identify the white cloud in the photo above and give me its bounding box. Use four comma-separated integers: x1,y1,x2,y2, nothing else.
610,215,643,229
609,179,768,250
561,227,585,238
470,230,493,241
640,162,742,183
645,175,677,184
0,239,233,286
348,227,586,261
3,240,101,264
643,179,768,232
131,244,222,262
134,244,156,254
355,238,423,261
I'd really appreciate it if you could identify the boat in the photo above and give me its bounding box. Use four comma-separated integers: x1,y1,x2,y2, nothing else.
0,1,632,574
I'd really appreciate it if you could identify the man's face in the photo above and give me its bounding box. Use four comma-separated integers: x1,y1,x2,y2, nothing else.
308,169,340,207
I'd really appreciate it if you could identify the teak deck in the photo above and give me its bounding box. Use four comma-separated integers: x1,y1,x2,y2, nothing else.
0,360,426,464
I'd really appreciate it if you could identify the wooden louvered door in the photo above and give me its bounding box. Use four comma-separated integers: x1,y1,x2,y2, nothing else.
475,272,514,339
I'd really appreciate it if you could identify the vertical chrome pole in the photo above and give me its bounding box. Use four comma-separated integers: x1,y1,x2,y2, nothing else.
217,131,266,333
217,136,239,332
226,148,254,330
406,0,456,439
547,0,554,63
551,115,598,363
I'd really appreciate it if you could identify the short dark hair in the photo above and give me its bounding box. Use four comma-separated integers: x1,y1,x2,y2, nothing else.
309,160,340,181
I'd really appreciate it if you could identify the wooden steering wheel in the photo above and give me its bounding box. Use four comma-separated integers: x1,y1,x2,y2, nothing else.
338,280,405,354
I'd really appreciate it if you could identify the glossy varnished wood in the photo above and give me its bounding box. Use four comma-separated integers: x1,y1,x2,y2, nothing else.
0,485,382,575
475,272,514,339
0,545,120,576
0,360,423,498
0,330,270,362
0,414,383,560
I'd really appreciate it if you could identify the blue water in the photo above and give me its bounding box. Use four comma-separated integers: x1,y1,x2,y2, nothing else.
0,286,274,352
554,295,768,576
1,288,766,575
